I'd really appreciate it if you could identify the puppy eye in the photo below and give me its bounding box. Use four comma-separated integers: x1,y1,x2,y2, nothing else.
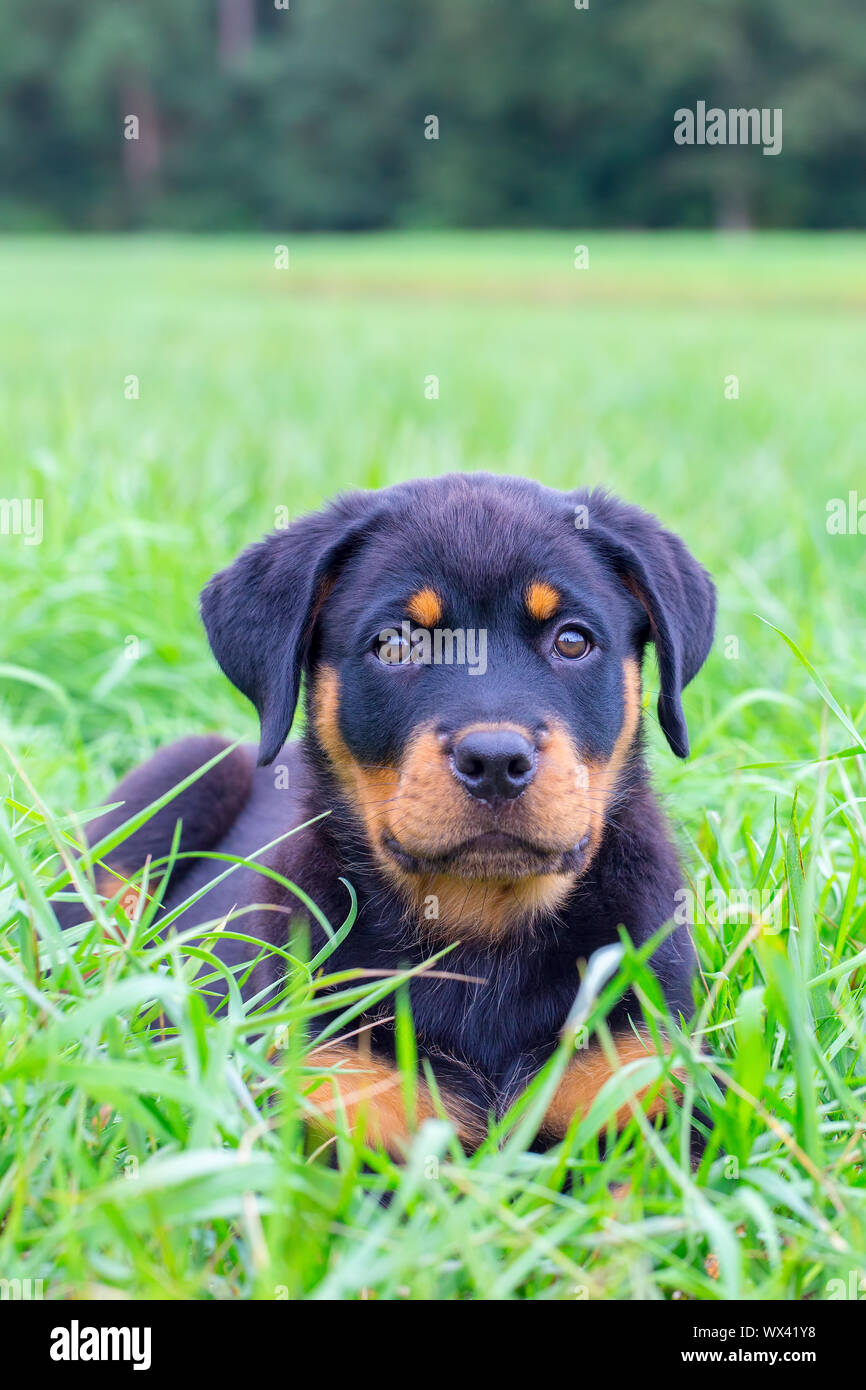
375,634,411,664
553,627,591,660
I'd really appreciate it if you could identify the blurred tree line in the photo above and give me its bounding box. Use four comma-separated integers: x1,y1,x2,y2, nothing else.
0,0,863,231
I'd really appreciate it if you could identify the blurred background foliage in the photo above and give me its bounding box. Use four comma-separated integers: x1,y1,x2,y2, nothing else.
0,0,864,233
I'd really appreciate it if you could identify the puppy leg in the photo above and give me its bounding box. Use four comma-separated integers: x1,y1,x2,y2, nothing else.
302,1043,485,1155
52,736,252,929
540,1031,675,1140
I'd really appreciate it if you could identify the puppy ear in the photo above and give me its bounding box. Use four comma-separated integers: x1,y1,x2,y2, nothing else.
201,493,384,765
579,493,716,758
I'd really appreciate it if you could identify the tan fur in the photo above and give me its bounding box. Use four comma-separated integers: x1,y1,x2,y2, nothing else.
94,867,142,921
525,580,561,622
541,1031,673,1138
409,872,574,939
582,657,642,861
406,587,443,628
303,1042,483,1152
313,659,642,941
314,664,402,825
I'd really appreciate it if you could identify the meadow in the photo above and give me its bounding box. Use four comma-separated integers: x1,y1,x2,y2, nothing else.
1,231,865,1300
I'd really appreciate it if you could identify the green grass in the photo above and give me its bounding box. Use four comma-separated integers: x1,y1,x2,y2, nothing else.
1,231,865,1300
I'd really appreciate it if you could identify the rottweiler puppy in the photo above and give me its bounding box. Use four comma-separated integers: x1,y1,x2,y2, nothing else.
61,474,715,1152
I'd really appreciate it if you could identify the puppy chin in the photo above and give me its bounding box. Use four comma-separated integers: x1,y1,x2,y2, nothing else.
381,831,591,880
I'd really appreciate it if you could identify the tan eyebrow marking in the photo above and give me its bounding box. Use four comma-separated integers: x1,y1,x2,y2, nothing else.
407,588,443,628
525,580,561,622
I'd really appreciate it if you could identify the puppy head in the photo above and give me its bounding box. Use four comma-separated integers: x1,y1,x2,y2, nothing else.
201,476,715,935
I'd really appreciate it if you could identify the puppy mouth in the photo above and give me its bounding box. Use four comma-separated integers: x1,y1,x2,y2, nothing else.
381,829,591,879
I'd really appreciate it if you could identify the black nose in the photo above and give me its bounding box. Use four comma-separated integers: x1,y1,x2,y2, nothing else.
451,727,536,802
